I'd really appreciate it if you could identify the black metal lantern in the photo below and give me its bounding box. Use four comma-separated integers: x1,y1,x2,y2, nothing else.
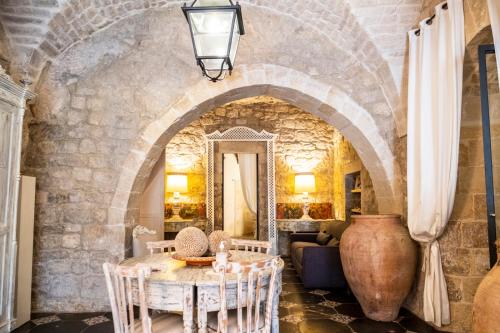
182,0,245,82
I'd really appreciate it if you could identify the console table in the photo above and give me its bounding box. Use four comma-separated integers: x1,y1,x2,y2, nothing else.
164,219,206,239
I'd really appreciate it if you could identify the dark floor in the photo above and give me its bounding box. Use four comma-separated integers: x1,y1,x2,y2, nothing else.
13,259,444,333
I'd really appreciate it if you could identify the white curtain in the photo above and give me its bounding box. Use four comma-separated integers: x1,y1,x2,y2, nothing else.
237,154,257,215
488,0,500,90
407,0,464,327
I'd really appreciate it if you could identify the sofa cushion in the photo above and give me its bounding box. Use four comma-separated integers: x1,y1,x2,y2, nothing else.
327,237,340,247
295,247,304,264
316,231,331,245
291,241,320,250
324,221,350,240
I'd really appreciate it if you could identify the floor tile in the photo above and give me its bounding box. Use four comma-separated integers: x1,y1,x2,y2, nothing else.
31,315,60,326
80,321,114,333
282,283,306,292
283,292,325,304
30,321,88,333
11,322,36,333
399,315,442,333
58,313,106,321
279,320,299,333
298,319,351,333
283,274,302,283
335,303,365,318
30,314,55,320
323,289,357,303
349,318,405,333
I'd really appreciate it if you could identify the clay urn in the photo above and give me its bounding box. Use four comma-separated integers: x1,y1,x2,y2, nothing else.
473,240,500,333
340,214,417,321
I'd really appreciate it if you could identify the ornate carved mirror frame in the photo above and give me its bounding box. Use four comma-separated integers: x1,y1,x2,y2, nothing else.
205,126,278,254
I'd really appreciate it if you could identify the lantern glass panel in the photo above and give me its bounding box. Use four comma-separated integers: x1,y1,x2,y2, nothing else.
228,17,240,66
193,0,233,6
187,10,237,70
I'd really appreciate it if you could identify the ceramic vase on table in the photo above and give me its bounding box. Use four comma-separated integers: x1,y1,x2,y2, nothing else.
473,240,500,333
340,214,417,321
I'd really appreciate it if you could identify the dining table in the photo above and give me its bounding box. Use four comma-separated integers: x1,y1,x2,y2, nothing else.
120,250,284,333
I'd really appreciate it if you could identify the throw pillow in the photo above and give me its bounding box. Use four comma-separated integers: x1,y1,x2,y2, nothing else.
327,237,340,247
316,231,331,245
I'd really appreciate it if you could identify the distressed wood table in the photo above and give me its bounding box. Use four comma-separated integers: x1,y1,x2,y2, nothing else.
121,250,283,333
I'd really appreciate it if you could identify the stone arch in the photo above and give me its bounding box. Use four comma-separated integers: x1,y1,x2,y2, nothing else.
109,64,402,244
16,0,401,134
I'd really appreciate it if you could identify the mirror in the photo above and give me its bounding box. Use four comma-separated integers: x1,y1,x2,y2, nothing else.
223,153,258,239
205,127,278,254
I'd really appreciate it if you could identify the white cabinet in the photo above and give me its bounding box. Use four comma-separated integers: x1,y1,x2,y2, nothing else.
0,67,34,332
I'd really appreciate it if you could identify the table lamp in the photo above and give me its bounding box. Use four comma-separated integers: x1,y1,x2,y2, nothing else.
294,173,316,220
166,174,188,219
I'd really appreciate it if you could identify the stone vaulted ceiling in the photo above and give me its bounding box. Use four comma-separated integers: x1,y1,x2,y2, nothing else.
0,0,423,93
346,0,423,90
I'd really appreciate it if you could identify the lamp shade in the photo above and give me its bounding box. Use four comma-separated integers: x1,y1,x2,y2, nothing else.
166,174,188,193
295,173,316,194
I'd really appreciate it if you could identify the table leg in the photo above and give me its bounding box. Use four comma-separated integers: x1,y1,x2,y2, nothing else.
183,285,195,333
197,288,208,333
271,274,281,333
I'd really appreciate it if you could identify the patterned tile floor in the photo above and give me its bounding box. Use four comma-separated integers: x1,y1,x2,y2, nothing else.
13,259,445,333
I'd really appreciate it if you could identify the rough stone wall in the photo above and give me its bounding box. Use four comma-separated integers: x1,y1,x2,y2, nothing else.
165,96,371,215
419,0,489,45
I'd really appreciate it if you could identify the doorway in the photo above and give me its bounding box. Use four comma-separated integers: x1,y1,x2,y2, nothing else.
223,153,258,239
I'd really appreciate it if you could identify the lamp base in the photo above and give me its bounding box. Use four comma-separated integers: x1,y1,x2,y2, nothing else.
300,201,312,220
171,202,181,220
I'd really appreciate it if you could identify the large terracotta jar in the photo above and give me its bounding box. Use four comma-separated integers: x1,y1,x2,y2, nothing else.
340,214,417,321
473,241,500,333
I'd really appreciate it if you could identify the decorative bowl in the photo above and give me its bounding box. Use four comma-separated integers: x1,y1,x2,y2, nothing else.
172,252,231,267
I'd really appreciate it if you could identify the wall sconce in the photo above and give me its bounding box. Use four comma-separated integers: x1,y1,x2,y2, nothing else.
166,174,188,218
295,173,316,220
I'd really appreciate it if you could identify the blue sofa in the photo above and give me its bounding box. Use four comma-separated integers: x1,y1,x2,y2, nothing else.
290,220,349,289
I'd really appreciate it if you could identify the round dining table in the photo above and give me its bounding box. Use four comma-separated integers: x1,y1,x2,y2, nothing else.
121,250,284,333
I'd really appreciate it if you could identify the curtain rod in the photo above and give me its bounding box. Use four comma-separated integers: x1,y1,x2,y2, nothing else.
414,2,448,36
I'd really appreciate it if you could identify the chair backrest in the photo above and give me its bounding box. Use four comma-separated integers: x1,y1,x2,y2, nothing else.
213,256,280,333
146,240,175,255
231,239,272,254
103,263,152,333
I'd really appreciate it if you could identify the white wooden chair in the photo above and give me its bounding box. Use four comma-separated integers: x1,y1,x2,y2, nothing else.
230,239,272,254
146,240,175,255
208,256,280,333
103,262,183,333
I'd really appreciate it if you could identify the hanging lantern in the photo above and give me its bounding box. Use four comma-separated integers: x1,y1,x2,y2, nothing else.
182,0,245,82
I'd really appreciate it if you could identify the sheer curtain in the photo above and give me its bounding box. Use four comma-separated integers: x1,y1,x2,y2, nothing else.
237,154,257,215
488,0,500,89
407,0,464,327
